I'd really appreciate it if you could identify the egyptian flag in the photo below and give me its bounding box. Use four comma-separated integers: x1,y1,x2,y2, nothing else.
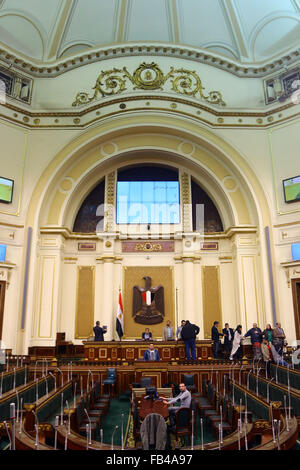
116,292,124,340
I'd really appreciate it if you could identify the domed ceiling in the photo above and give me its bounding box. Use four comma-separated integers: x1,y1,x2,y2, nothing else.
0,0,300,65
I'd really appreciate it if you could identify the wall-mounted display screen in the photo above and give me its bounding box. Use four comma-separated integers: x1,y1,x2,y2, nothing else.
292,243,300,261
0,177,14,203
116,181,180,224
283,175,300,203
0,244,6,262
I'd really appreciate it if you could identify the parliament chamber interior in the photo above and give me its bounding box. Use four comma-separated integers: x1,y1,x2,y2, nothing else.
0,0,300,454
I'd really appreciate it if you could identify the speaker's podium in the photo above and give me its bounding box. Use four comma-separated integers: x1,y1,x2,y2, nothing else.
56,332,73,356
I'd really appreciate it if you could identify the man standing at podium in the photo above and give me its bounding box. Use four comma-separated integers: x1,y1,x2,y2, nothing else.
93,321,107,341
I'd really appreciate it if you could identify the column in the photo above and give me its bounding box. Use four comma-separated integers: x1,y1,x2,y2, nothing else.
101,257,115,340
182,256,195,324
219,256,237,329
193,256,203,338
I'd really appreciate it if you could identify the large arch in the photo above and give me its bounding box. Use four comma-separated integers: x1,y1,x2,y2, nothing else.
18,114,277,353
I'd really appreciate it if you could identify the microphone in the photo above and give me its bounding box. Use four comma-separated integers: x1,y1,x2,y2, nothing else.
239,365,244,385
111,425,119,450
121,413,124,450
34,361,38,381
86,423,89,450
66,400,71,435
247,369,252,390
60,392,64,426
15,390,19,423
84,408,92,444
35,378,39,404
32,410,39,450
88,370,94,389
49,372,56,391
19,397,23,435
10,403,16,450
57,368,63,387
267,377,274,403
54,415,59,450
3,421,12,450
191,409,194,450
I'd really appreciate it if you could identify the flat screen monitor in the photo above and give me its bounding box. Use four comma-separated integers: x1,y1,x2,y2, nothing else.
0,244,6,262
0,177,14,203
292,243,300,261
283,175,300,203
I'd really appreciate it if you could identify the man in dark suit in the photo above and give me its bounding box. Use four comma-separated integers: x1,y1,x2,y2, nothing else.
181,320,200,361
211,321,223,358
93,321,107,341
222,323,234,358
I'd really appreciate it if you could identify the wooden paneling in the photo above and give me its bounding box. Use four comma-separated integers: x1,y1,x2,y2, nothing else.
292,279,300,340
83,340,213,361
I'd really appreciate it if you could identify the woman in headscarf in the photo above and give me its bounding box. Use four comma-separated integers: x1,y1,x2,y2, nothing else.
229,325,243,361
262,324,273,343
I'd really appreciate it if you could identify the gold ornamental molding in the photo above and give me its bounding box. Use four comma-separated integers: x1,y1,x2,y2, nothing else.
1,94,298,130
122,240,175,253
72,62,226,107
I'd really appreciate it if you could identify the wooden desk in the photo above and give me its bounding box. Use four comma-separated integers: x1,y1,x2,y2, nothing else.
83,340,214,362
139,398,169,419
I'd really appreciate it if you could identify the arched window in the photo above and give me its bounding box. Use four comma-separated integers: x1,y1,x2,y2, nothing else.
73,180,105,233
191,179,223,232
116,165,180,225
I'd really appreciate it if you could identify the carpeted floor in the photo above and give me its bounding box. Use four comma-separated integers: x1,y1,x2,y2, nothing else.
100,398,131,447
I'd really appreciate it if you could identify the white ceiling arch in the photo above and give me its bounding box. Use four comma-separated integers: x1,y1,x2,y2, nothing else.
0,0,299,66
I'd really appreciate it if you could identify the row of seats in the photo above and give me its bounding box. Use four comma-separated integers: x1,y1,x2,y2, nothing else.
76,380,110,439
194,381,235,438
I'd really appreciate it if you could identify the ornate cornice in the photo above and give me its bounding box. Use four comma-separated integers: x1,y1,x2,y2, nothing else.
1,93,298,130
1,43,300,79
40,225,257,240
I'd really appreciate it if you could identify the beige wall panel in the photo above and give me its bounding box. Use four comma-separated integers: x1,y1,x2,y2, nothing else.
123,266,174,339
60,262,77,341
75,266,95,339
194,261,204,338
38,256,55,338
202,266,222,339
220,261,237,330
241,256,259,330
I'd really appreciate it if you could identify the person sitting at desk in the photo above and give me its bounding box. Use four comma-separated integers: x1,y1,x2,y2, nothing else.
142,328,152,341
144,343,160,361
160,383,191,427
93,321,107,341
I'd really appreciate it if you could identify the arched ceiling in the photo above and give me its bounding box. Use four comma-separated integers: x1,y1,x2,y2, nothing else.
0,0,300,65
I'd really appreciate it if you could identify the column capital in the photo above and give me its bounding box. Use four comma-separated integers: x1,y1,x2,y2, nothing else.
96,255,122,264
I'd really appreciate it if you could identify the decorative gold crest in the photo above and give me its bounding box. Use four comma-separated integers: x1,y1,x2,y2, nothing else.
72,62,226,107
